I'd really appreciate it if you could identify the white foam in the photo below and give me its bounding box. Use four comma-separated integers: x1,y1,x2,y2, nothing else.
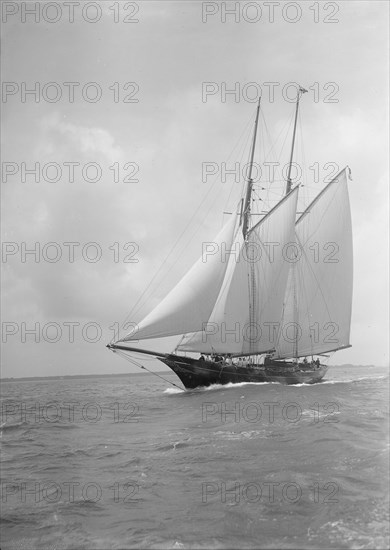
199,381,277,391
163,375,388,393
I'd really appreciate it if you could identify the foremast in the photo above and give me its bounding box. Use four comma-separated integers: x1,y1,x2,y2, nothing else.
241,98,261,238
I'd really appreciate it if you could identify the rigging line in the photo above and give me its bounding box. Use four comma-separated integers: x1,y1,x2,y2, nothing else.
166,120,255,246
203,225,240,315
274,286,288,355
260,109,291,166
262,110,295,211
121,196,217,327
173,334,187,353
261,108,294,164
259,111,280,212
252,116,268,219
113,349,184,390
223,134,251,220
277,111,296,166
300,188,343,246
298,109,307,188
224,109,256,212
292,260,298,360
121,111,257,330
127,181,240,331
251,188,263,203
131,178,233,322
129,157,244,325
294,110,309,213
253,180,290,185
248,244,257,355
299,183,325,190
245,246,254,355
294,251,315,356
258,112,276,170
121,190,216,326
227,103,263,227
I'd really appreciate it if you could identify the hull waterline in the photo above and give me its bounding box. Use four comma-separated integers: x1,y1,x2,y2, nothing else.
159,354,329,389
106,344,329,390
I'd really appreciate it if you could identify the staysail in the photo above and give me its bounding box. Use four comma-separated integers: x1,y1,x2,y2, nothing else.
178,186,299,355
274,167,353,359
120,214,237,341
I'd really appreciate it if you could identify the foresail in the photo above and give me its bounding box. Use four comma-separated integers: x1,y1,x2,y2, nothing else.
120,215,237,342
274,168,353,359
179,187,299,355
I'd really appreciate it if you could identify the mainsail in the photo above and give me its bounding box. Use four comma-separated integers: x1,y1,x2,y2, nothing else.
274,167,353,359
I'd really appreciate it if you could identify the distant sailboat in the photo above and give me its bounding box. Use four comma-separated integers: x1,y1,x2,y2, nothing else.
107,88,353,389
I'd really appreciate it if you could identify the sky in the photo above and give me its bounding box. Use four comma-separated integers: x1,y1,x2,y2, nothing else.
1,0,389,378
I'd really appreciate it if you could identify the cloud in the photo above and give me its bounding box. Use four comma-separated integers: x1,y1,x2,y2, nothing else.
37,113,125,160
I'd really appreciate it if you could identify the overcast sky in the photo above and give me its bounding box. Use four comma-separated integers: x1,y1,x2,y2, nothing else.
1,0,389,378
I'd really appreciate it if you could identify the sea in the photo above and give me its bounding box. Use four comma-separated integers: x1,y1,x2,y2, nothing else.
1,364,389,550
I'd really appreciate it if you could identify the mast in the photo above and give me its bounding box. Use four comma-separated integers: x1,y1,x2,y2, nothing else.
285,86,307,196
242,98,261,237
286,86,307,361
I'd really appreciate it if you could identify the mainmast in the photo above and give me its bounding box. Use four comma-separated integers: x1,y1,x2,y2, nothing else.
285,86,307,196
286,85,306,363
242,98,261,237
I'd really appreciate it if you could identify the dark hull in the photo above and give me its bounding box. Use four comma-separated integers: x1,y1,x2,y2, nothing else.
159,354,329,389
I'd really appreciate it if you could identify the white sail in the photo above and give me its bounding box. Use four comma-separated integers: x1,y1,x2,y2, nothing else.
274,168,353,359
121,215,237,341
179,186,299,355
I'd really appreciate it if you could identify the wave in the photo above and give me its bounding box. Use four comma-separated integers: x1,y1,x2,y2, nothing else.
164,380,277,395
0,421,29,432
164,387,185,394
164,374,388,393
283,375,389,387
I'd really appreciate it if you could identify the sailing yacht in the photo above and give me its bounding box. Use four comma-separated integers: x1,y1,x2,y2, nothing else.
107,88,353,389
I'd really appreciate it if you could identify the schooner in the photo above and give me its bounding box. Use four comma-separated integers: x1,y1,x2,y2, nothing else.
107,88,353,389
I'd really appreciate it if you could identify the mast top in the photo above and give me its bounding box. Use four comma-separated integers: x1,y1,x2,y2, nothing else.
285,85,307,196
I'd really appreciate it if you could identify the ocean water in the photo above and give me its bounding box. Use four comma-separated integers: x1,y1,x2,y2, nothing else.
1,364,389,550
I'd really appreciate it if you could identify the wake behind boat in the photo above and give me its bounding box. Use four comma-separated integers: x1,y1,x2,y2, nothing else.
107,88,353,390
